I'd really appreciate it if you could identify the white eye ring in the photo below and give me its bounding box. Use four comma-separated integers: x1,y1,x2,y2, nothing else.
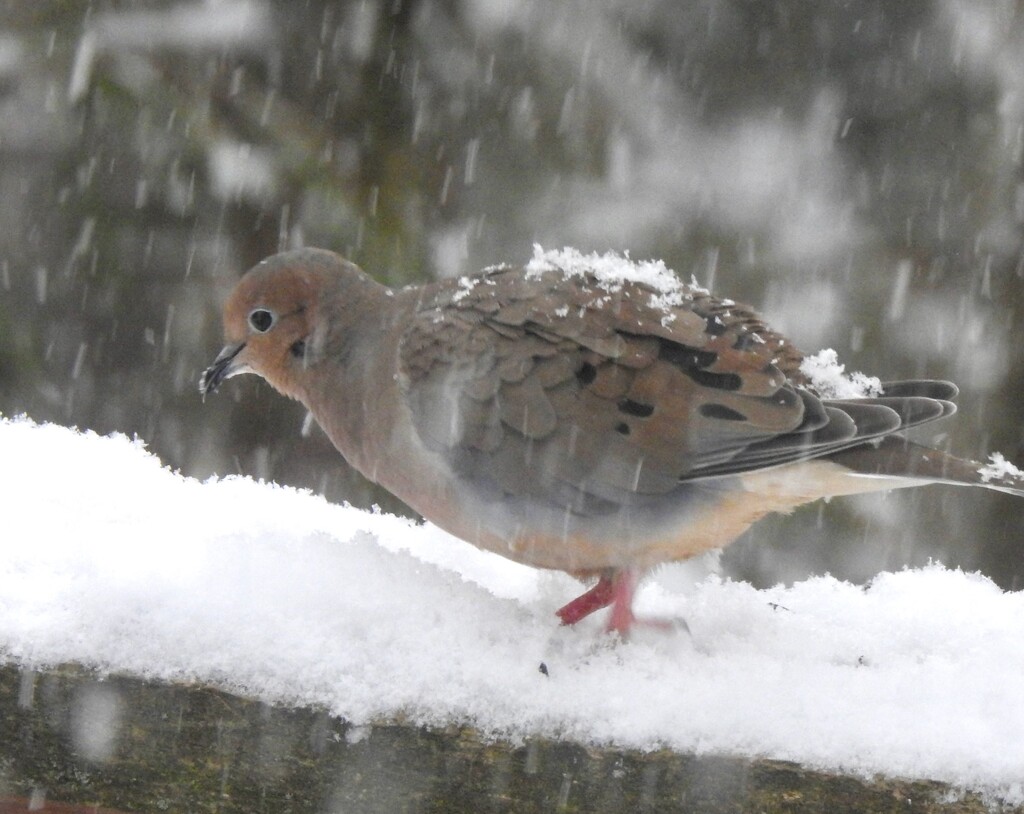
248,308,277,333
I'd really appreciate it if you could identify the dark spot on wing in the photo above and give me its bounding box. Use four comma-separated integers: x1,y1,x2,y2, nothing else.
658,342,717,370
576,361,597,385
705,315,728,336
618,399,655,418
688,368,743,391
699,403,747,421
657,340,741,390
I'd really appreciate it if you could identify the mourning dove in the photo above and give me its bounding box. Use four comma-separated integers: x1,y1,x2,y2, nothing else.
201,246,1024,634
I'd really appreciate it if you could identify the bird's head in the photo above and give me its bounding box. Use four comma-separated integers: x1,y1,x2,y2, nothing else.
200,248,358,401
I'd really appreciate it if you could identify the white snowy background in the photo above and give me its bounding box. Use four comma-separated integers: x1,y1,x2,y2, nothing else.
3,416,1023,803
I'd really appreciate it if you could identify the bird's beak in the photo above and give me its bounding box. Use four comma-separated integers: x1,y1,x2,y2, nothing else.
200,342,248,398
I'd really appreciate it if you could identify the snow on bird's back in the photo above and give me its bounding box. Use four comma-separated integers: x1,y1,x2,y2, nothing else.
799,348,882,399
525,245,706,312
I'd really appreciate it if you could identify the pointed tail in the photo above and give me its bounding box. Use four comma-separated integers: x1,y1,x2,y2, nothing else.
829,436,1024,498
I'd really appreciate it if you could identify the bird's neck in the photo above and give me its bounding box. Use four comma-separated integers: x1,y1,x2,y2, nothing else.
300,284,415,480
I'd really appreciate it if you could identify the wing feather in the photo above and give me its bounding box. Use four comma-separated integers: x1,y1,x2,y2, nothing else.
400,265,957,513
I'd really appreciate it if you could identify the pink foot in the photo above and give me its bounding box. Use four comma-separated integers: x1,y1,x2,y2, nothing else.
555,573,616,626
556,570,643,635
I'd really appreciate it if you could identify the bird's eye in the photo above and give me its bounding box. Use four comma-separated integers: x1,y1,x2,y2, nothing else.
248,308,276,333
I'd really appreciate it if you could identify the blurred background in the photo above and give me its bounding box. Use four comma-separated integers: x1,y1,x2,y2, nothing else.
2,0,1022,590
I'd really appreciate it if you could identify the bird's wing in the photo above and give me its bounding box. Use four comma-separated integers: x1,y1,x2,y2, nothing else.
399,266,954,513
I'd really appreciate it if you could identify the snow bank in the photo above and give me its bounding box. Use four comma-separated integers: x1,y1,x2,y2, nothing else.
1,416,1023,801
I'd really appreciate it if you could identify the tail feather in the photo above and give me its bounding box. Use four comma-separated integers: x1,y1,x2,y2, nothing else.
685,376,1023,500
829,436,1024,498
828,396,953,428
880,379,960,402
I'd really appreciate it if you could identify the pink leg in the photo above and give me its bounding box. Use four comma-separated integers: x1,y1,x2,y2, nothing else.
605,570,638,636
555,573,616,625
555,570,641,635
